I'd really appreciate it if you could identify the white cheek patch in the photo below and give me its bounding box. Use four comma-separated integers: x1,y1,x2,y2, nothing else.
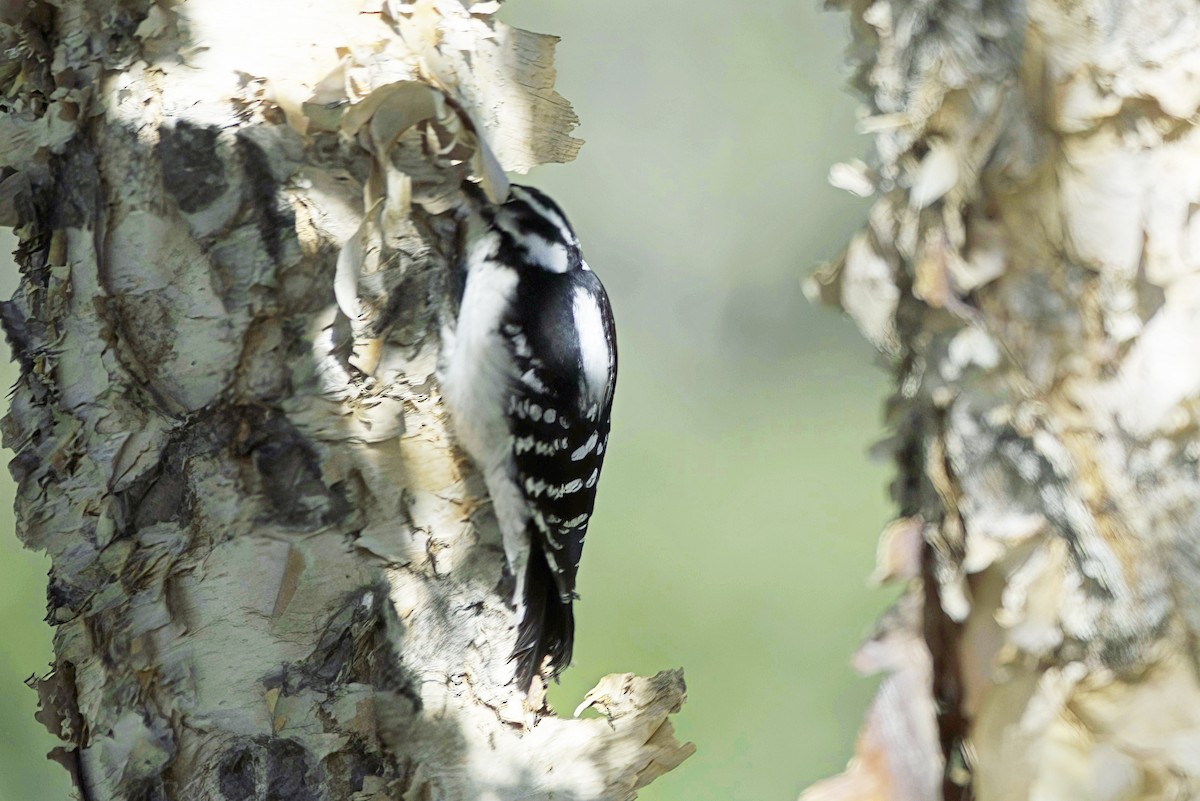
511,186,576,245
573,287,611,403
495,206,571,274
525,235,570,273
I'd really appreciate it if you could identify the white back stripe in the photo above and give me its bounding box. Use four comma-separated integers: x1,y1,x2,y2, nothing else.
573,287,611,404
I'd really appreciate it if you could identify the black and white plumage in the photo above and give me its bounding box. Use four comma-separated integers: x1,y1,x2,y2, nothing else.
439,184,617,691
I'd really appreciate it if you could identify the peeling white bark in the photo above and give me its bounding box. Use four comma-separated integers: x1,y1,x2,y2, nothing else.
806,1,1200,799
0,2,691,799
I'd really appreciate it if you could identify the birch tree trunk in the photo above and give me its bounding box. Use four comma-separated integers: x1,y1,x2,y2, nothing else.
805,1,1200,799
0,2,692,799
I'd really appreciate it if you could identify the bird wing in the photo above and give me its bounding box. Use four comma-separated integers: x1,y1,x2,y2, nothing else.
504,268,616,603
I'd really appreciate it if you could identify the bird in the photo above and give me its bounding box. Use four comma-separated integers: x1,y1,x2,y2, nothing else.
438,183,618,692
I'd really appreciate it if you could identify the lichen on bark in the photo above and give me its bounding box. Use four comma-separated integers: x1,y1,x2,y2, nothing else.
0,1,692,799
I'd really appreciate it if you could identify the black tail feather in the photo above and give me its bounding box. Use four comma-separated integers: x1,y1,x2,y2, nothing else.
512,546,575,693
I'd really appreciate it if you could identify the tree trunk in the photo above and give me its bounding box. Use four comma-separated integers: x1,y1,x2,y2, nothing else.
0,2,692,799
805,1,1200,799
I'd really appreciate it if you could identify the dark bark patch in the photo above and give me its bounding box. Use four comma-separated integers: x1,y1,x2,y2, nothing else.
48,139,102,230
129,779,169,801
237,131,296,267
251,429,327,526
108,405,263,542
47,571,90,617
240,408,350,529
8,449,40,486
374,270,435,349
0,299,35,370
294,586,417,701
157,122,229,214
217,738,317,801
322,738,391,796
12,221,51,289
264,739,317,801
111,443,193,537
31,660,83,744
0,167,38,227
920,409,974,801
217,746,258,801
132,467,189,529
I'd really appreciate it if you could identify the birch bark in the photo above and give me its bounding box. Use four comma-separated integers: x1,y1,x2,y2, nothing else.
805,1,1200,799
0,2,691,799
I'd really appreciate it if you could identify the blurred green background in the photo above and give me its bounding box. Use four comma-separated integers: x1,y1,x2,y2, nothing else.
0,2,892,800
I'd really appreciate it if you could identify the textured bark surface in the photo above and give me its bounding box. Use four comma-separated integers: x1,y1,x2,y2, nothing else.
0,2,692,799
806,0,1200,799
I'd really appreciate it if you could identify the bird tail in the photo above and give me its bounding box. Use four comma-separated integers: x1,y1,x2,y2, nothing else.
511,544,575,693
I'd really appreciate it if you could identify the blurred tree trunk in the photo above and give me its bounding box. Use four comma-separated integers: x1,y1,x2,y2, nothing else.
806,0,1200,799
0,2,691,799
